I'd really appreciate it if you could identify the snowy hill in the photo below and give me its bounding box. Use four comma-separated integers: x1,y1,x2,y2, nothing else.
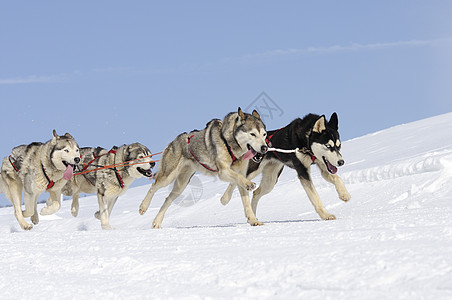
1,113,452,299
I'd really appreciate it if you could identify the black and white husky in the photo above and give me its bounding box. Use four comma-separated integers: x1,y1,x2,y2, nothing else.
220,113,351,221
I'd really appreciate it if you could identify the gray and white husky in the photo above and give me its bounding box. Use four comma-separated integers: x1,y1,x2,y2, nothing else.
43,143,155,230
139,107,268,228
0,130,80,230
221,113,351,220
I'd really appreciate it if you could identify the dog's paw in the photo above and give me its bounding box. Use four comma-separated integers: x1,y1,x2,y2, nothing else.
71,207,78,217
31,214,39,225
94,211,101,220
101,224,114,230
21,222,33,231
323,214,336,220
248,218,264,226
220,193,232,206
338,190,351,202
152,222,162,229
245,181,256,191
39,206,52,216
139,205,148,215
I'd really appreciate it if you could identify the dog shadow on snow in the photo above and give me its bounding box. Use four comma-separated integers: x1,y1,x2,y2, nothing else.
171,218,322,230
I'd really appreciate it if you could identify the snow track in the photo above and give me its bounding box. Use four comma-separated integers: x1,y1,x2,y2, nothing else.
1,113,452,299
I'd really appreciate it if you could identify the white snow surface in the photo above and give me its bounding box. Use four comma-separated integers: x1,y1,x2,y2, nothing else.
1,113,452,299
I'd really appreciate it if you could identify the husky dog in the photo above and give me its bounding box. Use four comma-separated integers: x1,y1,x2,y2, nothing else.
0,130,80,230
139,107,268,228
43,143,155,230
220,113,351,220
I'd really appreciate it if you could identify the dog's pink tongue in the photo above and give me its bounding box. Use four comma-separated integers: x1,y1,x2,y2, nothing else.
243,148,257,160
64,165,74,180
327,160,338,174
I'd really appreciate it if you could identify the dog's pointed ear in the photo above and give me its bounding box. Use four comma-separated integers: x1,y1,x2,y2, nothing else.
313,115,327,133
64,132,74,140
52,130,60,144
329,112,338,130
252,109,261,120
127,143,139,153
52,129,59,139
237,107,246,120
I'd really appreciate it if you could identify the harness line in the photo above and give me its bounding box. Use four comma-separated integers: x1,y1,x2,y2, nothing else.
73,151,161,177
266,127,317,163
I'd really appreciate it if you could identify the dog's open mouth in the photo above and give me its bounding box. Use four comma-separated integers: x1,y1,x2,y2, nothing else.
62,161,76,180
252,153,264,163
243,144,258,160
323,157,338,174
137,167,153,178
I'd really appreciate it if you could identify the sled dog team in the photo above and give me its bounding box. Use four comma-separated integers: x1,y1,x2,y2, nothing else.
0,108,350,230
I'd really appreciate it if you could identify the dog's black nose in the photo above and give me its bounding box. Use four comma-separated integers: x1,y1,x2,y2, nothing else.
74,157,80,164
338,159,344,166
261,145,268,153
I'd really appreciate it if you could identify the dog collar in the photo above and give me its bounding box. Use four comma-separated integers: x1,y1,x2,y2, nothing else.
9,155,19,173
41,164,55,190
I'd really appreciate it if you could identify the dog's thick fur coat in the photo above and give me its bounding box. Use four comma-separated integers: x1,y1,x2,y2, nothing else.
0,130,80,230
43,143,155,229
139,108,268,228
221,113,351,220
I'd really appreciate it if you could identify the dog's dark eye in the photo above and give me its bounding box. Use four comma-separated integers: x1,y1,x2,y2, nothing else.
64,149,69,153
263,133,267,137
250,133,256,137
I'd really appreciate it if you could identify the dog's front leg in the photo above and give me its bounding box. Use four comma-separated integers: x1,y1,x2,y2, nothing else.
220,183,236,205
319,168,351,202
217,165,255,191
22,191,36,218
96,193,113,230
71,193,80,217
238,186,263,226
40,190,61,215
299,177,336,220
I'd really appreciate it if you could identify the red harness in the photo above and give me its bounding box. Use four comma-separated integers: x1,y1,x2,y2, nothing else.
81,148,124,188
187,135,237,172
41,165,55,190
9,155,55,189
8,155,19,173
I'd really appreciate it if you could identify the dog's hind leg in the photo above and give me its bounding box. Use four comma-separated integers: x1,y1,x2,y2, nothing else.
319,167,351,202
30,195,39,225
220,183,236,206
152,168,195,228
7,178,33,230
238,186,263,226
251,164,284,215
71,193,80,217
40,190,61,215
107,196,119,216
139,164,181,215
299,177,336,220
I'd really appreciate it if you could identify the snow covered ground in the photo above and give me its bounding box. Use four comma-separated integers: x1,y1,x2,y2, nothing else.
1,113,452,299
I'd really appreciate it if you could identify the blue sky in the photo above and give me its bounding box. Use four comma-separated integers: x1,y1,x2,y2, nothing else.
1,1,452,205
